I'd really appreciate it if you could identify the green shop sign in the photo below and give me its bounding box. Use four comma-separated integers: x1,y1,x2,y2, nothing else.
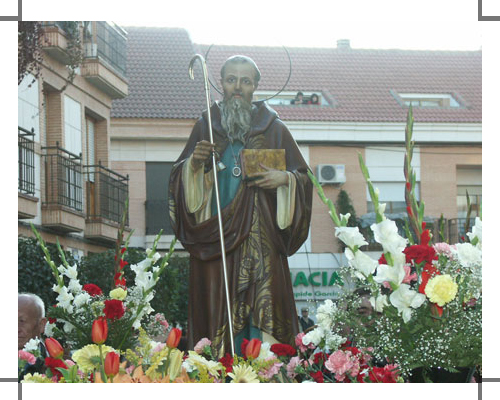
290,270,343,287
290,270,343,300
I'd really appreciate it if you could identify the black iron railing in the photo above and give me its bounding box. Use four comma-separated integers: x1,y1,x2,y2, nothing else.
94,21,127,76
18,127,36,196
84,162,129,225
42,144,83,212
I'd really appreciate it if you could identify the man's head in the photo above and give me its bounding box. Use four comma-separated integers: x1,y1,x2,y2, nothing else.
220,55,260,104
301,307,309,318
18,293,47,350
219,56,261,142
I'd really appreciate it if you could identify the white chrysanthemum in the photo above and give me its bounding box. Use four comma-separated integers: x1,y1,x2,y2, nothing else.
453,243,482,268
228,364,260,383
256,342,274,361
302,326,324,347
335,226,368,248
23,337,41,352
44,322,55,337
324,332,346,351
345,248,378,278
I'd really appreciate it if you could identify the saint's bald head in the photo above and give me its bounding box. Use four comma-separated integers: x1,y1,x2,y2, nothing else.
220,55,261,86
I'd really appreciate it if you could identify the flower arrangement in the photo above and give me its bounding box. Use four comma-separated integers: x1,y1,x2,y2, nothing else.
20,106,479,383
30,223,176,353
307,106,481,381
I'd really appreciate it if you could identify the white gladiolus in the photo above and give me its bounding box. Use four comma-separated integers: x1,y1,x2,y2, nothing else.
335,226,368,248
389,284,426,323
345,248,378,278
373,263,406,287
370,294,389,312
371,220,408,255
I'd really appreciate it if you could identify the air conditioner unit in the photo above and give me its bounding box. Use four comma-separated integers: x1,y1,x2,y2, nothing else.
317,164,346,184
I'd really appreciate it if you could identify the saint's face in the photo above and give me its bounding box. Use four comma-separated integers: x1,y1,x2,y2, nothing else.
221,62,257,105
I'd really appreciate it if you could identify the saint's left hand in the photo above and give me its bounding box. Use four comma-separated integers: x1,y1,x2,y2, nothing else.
246,164,289,190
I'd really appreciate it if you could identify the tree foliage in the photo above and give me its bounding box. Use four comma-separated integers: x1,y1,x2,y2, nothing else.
18,237,190,329
18,21,44,85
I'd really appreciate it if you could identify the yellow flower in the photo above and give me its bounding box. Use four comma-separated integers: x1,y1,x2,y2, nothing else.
425,274,458,307
227,364,260,383
109,287,127,300
21,373,53,383
72,344,116,373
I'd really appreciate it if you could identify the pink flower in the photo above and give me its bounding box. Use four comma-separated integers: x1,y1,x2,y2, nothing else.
402,265,417,284
258,357,283,380
18,350,36,365
153,342,166,353
433,242,456,259
295,332,315,353
325,350,360,381
286,356,301,379
194,338,211,354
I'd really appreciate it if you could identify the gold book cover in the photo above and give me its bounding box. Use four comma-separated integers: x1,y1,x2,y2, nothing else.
240,149,286,180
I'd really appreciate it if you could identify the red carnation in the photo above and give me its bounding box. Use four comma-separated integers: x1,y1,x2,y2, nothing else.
45,357,67,380
219,353,234,374
404,244,437,265
313,351,328,365
103,299,125,320
309,370,324,383
270,343,297,357
83,283,103,297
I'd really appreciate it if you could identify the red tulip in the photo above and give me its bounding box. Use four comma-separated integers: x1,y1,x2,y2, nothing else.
166,328,182,349
104,351,120,378
245,338,261,360
92,317,108,344
45,337,64,359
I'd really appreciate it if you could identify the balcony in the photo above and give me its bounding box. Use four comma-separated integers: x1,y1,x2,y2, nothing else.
41,144,85,233
18,127,38,219
41,22,77,66
84,163,130,243
81,21,128,99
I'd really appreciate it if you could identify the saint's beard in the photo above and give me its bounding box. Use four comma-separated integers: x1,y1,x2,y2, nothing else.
220,97,252,143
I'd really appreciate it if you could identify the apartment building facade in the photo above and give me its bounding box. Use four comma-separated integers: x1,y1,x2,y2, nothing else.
18,21,130,258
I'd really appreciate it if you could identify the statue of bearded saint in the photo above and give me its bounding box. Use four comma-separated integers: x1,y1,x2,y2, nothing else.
168,55,313,357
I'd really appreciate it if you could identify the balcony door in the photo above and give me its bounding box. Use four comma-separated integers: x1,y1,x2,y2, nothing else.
63,96,83,210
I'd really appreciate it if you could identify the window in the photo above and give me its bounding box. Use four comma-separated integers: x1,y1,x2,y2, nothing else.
253,91,326,106
146,162,174,235
64,95,82,156
18,74,40,140
86,117,96,182
456,167,482,219
364,147,420,215
396,93,460,108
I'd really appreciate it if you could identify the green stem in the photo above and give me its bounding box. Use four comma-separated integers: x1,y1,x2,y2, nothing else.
98,344,108,383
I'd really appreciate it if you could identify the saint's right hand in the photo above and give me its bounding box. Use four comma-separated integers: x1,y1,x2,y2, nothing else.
191,140,216,170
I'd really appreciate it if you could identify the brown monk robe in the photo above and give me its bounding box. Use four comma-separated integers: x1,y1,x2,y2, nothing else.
168,57,312,358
